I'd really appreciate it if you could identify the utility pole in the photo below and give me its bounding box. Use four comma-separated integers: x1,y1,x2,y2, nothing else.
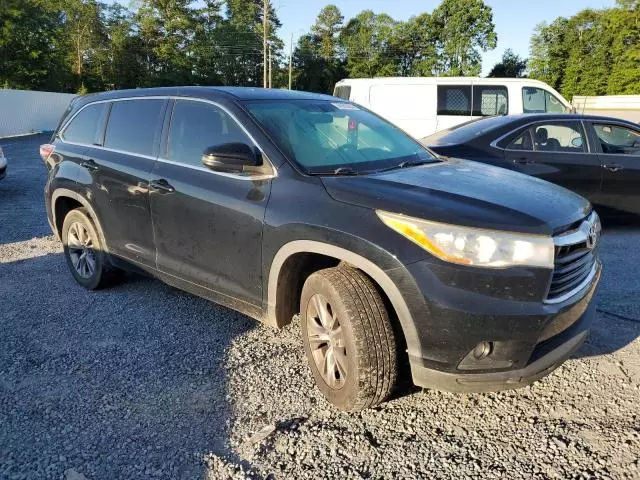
288,32,293,90
263,0,268,88
268,46,273,89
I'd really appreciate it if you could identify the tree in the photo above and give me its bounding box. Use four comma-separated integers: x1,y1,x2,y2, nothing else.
431,0,497,76
311,4,343,60
392,13,440,76
339,10,397,78
528,18,570,91
607,0,640,94
487,49,527,77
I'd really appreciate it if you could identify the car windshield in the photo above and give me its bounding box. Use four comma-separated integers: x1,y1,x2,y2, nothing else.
424,115,515,146
243,99,437,174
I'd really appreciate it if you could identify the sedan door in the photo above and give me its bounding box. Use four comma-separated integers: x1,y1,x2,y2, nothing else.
149,99,273,308
503,120,603,201
590,121,640,214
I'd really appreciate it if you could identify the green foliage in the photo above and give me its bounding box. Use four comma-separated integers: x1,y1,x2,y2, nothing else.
431,0,497,76
488,49,527,78
529,2,640,98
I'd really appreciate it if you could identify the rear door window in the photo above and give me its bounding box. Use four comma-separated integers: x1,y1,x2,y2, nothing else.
473,85,508,116
522,87,568,113
62,103,109,145
167,100,252,167
532,122,586,152
104,99,165,156
437,85,471,116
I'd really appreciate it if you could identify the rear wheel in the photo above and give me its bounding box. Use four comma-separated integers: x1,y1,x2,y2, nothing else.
300,266,397,411
61,208,121,290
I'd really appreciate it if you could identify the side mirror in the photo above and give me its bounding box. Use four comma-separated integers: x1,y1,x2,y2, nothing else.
571,137,583,148
202,143,261,173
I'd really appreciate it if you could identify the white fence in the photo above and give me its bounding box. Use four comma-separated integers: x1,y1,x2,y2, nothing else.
572,95,640,123
0,89,77,138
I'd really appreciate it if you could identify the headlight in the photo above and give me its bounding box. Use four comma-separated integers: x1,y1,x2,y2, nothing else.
377,210,554,268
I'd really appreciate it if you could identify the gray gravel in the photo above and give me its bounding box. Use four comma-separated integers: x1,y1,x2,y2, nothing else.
1,134,639,480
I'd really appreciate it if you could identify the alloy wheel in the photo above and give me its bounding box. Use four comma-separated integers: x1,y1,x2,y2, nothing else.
67,222,97,279
306,294,348,389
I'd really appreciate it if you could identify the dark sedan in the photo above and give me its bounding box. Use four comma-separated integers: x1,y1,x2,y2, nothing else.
424,114,640,215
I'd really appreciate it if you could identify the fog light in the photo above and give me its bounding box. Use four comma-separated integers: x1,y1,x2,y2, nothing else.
473,341,493,360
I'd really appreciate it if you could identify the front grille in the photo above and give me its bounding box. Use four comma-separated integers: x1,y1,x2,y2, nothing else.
546,212,600,303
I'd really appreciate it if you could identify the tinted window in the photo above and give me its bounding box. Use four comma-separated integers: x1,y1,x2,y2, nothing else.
104,99,164,156
522,87,568,113
507,131,533,151
533,123,585,152
437,86,471,116
594,124,640,155
245,100,434,173
167,100,252,167
333,85,351,100
473,86,508,116
62,103,108,145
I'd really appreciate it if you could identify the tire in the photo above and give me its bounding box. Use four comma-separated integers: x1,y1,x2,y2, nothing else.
300,266,398,411
61,207,121,290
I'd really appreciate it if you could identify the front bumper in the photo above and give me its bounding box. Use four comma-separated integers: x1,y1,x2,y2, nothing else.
393,259,601,393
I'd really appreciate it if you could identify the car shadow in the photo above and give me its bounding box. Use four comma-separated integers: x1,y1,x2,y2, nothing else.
0,251,260,479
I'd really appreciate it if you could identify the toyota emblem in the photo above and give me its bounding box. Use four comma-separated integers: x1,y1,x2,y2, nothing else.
586,222,600,250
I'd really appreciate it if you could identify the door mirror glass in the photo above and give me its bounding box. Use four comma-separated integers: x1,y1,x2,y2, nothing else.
571,137,583,148
202,143,261,173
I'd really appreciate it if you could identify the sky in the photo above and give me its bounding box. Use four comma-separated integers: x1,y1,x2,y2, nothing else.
272,0,617,76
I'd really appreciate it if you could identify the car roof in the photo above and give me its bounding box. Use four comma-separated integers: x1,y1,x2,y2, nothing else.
74,86,337,107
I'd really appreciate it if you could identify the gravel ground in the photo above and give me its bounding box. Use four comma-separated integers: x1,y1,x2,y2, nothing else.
0,134,638,480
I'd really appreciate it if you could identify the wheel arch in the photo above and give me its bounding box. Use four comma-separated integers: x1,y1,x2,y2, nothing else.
266,240,422,359
51,188,110,254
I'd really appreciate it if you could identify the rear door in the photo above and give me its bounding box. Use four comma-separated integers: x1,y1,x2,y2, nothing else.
471,84,509,118
149,98,272,307
436,85,472,132
503,120,603,200
81,98,166,267
590,121,640,214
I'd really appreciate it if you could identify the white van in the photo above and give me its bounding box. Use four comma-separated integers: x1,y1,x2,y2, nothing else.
333,77,572,139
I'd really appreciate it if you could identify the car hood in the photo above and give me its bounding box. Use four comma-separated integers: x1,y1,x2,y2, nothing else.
321,158,591,235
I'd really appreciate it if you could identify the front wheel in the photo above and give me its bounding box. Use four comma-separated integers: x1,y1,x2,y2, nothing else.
300,266,398,411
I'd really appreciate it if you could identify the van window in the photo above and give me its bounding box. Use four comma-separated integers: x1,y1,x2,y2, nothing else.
104,99,165,156
167,100,252,167
522,87,568,113
333,85,351,100
62,103,109,145
473,86,508,116
437,86,471,116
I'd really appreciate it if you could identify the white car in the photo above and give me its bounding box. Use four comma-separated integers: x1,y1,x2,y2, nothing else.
333,77,573,139
0,146,6,180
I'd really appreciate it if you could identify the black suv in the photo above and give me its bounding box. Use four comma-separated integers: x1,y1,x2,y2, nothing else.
42,87,601,411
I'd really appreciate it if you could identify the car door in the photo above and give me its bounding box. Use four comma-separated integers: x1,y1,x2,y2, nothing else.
503,120,603,201
149,98,273,307
590,121,640,214
81,98,167,268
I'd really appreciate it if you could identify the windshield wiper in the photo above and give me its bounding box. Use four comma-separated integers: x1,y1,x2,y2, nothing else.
374,159,436,174
312,167,361,176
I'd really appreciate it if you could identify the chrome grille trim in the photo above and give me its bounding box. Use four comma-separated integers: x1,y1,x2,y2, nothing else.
545,211,600,304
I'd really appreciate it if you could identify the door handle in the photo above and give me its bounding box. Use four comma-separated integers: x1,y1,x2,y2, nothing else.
80,159,99,171
513,157,534,165
603,163,623,172
149,179,175,193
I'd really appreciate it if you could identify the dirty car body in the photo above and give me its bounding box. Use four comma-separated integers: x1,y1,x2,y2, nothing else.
41,87,601,409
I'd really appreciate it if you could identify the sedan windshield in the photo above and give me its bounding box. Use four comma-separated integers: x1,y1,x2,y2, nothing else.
243,99,437,174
